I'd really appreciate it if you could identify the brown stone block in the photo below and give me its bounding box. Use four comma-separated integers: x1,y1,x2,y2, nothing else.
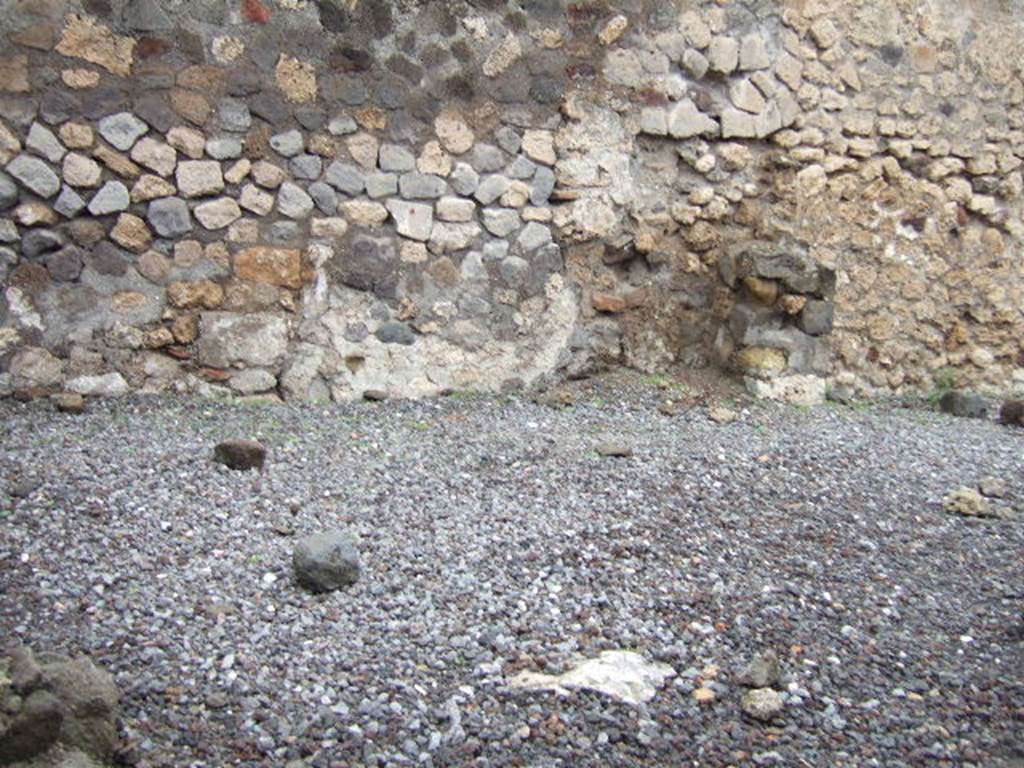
234,247,304,289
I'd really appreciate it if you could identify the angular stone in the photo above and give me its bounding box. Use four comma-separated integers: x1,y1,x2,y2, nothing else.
325,161,364,195
235,246,303,289
289,154,322,180
277,182,314,219
176,160,224,198
125,0,173,32
213,439,266,471
474,174,510,205
26,122,66,163
195,197,242,230
206,137,243,161
640,108,668,136
252,160,286,189
270,129,304,158
417,140,451,176
708,36,739,74
218,97,251,132
276,54,317,104
7,154,61,198
450,163,479,196
293,530,361,592
436,196,476,223
428,222,481,254
721,108,758,139
739,33,770,70
730,79,767,114
434,110,474,154
307,181,337,214
341,200,388,227
224,159,251,185
668,100,718,139
110,213,152,253
56,13,135,76
516,222,551,252
97,112,148,151
147,196,192,237
398,172,446,200
385,199,433,242
0,120,22,165
521,130,556,166
130,174,176,203
22,229,64,259
129,136,176,177
198,312,289,368
166,126,205,159
87,181,130,215
361,172,396,199
167,279,224,309
53,187,85,218
62,152,102,188
683,48,709,78
530,166,555,205
239,184,275,216
378,144,415,172
482,208,521,237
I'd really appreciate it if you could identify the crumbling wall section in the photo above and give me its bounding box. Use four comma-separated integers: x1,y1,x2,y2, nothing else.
0,0,1021,400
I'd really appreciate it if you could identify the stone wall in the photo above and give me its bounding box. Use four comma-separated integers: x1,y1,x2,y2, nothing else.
1,0,1022,401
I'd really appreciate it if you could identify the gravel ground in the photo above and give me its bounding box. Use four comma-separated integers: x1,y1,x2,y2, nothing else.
1,372,1022,767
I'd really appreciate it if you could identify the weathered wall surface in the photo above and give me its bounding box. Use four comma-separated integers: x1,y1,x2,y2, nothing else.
0,0,1021,401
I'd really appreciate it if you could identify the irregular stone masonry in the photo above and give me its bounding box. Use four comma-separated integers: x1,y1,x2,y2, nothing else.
0,1,1022,401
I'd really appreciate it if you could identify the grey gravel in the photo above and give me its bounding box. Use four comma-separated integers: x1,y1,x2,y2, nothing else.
1,371,1021,767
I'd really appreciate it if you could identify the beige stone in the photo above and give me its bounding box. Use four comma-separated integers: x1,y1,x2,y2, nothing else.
235,247,304,289
355,106,387,132
194,197,242,230
417,141,452,176
681,11,711,49
434,110,475,155
276,54,317,103
310,218,349,238
239,184,275,216
56,14,135,77
400,241,428,263
252,161,286,189
730,79,767,114
224,159,251,185
521,130,556,165
598,15,628,46
93,144,142,178
707,36,739,74
166,126,205,160
167,280,224,309
212,35,245,64
110,213,152,253
130,137,177,177
62,153,102,188
341,200,389,227
61,68,100,89
482,32,522,77
501,181,531,208
131,174,177,203
346,132,379,169
14,203,58,227
58,122,93,149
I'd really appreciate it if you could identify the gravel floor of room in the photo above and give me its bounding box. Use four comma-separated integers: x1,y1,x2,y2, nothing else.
1,372,1022,768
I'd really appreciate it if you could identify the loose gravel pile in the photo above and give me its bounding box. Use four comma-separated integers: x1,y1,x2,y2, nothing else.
1,373,1022,767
